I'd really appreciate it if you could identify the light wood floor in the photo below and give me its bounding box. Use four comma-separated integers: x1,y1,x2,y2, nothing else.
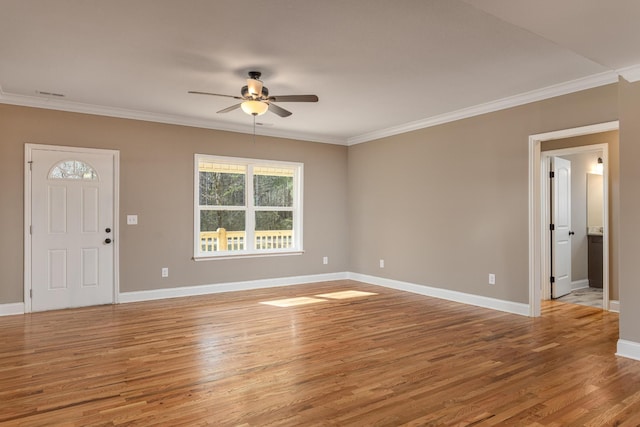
1,280,639,426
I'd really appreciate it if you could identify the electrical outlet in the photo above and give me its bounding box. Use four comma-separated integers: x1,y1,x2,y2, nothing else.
323,256,329,265
380,259,385,268
489,273,495,285
162,267,169,278
127,215,138,225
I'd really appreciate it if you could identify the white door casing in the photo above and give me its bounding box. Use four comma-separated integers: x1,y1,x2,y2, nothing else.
551,156,572,298
26,145,119,312
529,122,616,317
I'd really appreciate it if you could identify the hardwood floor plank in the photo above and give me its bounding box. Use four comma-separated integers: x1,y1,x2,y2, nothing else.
1,280,639,426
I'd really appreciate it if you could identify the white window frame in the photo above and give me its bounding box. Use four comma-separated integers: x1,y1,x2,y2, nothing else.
194,154,303,260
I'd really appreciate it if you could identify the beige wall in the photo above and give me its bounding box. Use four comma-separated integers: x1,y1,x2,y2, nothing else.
0,105,349,303
542,131,619,300
619,79,640,343
347,84,618,304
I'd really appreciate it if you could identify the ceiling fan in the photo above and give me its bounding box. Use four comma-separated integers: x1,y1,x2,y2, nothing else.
188,71,318,118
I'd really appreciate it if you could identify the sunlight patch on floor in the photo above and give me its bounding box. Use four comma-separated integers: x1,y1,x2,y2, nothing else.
260,290,378,307
314,290,378,299
260,297,327,307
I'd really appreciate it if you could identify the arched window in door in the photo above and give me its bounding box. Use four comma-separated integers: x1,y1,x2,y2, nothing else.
48,160,98,180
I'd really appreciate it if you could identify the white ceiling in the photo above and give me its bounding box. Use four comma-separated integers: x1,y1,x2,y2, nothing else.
1,0,639,145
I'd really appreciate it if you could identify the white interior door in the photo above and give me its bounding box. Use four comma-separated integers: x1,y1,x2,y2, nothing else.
552,156,572,298
30,148,115,311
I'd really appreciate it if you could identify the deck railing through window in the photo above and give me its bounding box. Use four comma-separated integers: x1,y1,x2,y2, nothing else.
200,228,293,252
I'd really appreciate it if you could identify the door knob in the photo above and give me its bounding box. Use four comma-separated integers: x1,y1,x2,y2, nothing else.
105,227,111,233
105,238,112,244
569,231,575,236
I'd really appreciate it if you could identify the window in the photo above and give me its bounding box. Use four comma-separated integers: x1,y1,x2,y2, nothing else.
194,154,303,259
49,160,98,180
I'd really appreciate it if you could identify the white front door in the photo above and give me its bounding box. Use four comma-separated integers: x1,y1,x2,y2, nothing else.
29,147,116,311
552,156,572,298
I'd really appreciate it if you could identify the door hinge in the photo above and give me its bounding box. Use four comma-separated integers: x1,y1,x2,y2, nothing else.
550,276,555,283
550,224,555,231
549,171,555,178
30,289,32,299
29,225,32,235
28,160,33,171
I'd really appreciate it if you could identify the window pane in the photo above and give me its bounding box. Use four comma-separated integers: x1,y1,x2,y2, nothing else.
256,211,293,231
199,171,245,206
255,211,293,250
200,210,246,252
49,160,98,180
200,210,245,232
254,174,293,207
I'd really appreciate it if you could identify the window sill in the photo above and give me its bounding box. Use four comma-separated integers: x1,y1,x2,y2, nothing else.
193,250,304,261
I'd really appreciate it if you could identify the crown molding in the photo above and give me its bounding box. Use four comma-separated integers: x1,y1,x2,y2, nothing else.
0,88,347,146
346,71,619,145
617,64,640,83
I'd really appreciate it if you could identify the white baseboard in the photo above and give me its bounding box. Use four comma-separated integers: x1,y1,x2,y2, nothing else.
8,272,599,318
348,273,530,316
609,300,620,313
0,302,25,316
119,271,530,317
617,339,640,361
118,272,349,303
571,279,589,290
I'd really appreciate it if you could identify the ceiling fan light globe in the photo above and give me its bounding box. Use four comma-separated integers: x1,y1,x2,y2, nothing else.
241,100,268,116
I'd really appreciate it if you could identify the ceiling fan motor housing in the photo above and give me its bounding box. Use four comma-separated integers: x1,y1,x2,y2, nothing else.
241,85,269,99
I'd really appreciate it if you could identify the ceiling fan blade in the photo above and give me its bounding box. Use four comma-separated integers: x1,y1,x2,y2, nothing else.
268,95,318,103
268,103,293,118
217,103,242,114
188,91,242,100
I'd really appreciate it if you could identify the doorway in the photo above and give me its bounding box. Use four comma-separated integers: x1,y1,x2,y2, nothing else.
528,121,618,317
24,144,120,312
543,147,607,308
